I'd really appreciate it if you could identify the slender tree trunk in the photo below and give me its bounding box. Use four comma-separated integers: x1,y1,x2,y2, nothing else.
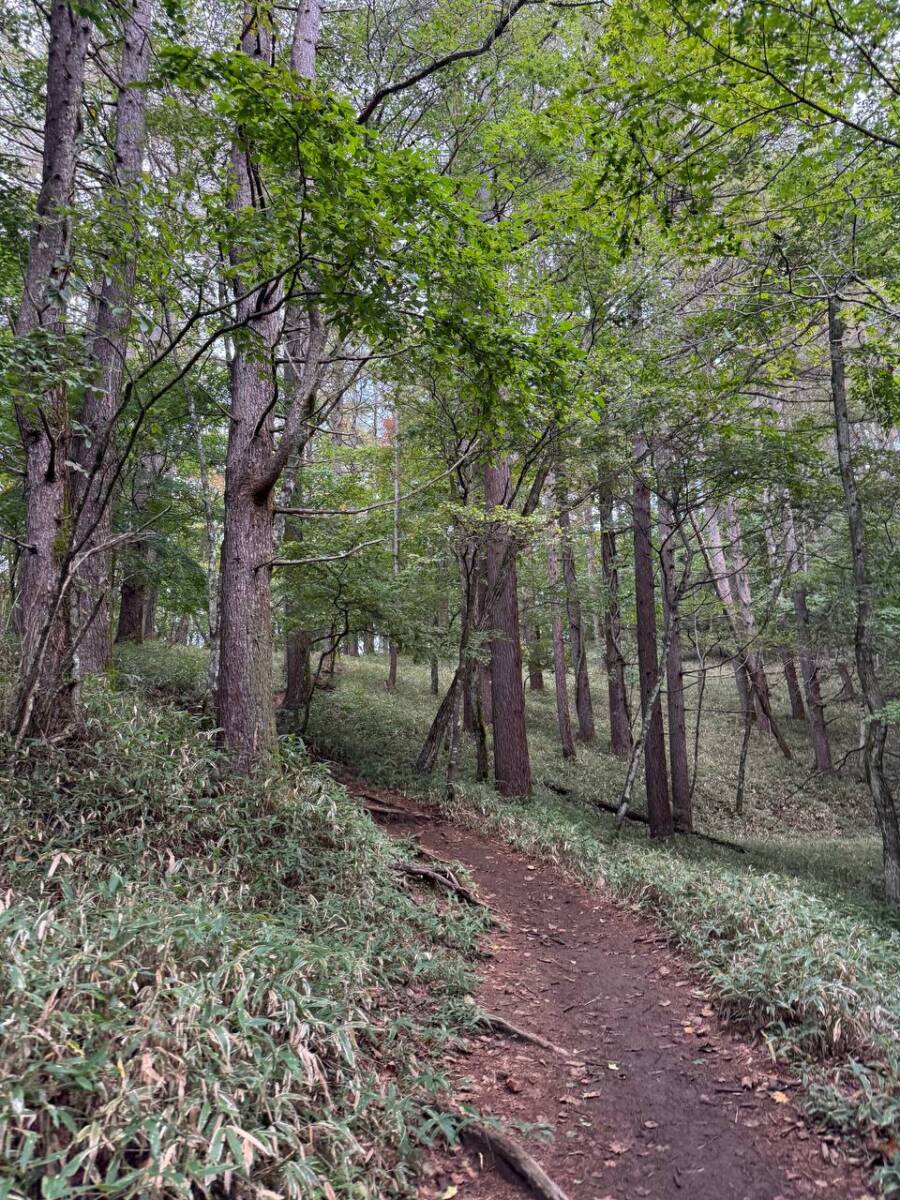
782,650,807,720
72,0,153,676
547,536,576,759
632,450,672,838
387,407,400,690
364,630,375,654
783,501,833,774
723,498,773,733
525,581,545,691
598,495,632,755
828,296,900,907
659,495,691,831
703,505,753,720
485,460,531,796
11,0,91,739
557,475,595,742
582,506,603,650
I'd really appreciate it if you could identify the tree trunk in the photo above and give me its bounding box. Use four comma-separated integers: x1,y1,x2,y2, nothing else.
216,15,282,771
11,0,91,740
485,460,531,796
116,577,147,643
598,495,632,756
837,661,856,700
72,0,153,677
723,498,773,733
702,505,753,721
583,506,603,649
828,296,900,907
783,501,833,774
632,451,672,838
387,406,400,690
782,649,807,720
285,628,312,712
547,536,576,759
557,475,595,742
659,495,691,832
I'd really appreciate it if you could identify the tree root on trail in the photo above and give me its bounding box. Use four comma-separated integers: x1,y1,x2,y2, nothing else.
546,782,747,853
460,1121,573,1200
473,1010,571,1057
395,861,497,919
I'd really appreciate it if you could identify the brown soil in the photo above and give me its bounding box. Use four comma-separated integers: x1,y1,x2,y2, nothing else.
336,770,874,1200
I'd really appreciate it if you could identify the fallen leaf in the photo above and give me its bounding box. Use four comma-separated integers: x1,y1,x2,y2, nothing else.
771,1091,790,1104
439,1188,458,1199
607,1062,619,1071
644,1120,659,1129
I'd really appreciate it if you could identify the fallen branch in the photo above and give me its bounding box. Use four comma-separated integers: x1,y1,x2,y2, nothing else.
474,1011,571,1057
546,783,746,853
461,1121,573,1200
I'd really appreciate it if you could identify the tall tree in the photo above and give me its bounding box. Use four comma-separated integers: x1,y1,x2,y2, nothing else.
11,0,91,739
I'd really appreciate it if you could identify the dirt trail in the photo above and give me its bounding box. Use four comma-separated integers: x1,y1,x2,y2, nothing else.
336,770,872,1200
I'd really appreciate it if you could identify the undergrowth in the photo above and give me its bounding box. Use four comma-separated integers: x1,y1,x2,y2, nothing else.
308,654,900,1196
0,681,487,1198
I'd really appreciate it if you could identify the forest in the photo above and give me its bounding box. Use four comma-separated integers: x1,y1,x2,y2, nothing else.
0,0,898,1196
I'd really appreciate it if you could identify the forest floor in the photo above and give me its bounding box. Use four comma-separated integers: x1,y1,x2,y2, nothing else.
338,767,873,1200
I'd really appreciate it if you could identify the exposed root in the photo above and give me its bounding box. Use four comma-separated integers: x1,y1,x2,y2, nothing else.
395,861,494,916
474,1010,571,1057
461,1121,573,1200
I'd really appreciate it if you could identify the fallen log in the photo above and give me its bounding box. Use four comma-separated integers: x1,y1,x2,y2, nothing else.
546,782,746,854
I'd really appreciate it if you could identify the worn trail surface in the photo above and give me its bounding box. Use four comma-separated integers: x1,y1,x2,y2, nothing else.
336,770,872,1200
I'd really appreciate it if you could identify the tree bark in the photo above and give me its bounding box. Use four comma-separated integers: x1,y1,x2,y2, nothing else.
582,506,603,649
72,0,154,677
11,0,91,739
285,628,312,712
828,296,900,907
723,498,773,733
783,501,833,774
547,535,576,759
216,1,324,771
702,505,753,720
387,407,400,690
632,451,672,838
782,649,807,720
659,495,691,832
485,460,531,796
598,495,632,756
557,475,595,742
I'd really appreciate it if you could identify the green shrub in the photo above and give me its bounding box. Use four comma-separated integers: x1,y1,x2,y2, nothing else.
112,641,209,704
0,689,484,1198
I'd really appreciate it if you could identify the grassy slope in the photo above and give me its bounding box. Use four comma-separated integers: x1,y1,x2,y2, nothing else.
0,661,489,1199
307,653,900,1195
